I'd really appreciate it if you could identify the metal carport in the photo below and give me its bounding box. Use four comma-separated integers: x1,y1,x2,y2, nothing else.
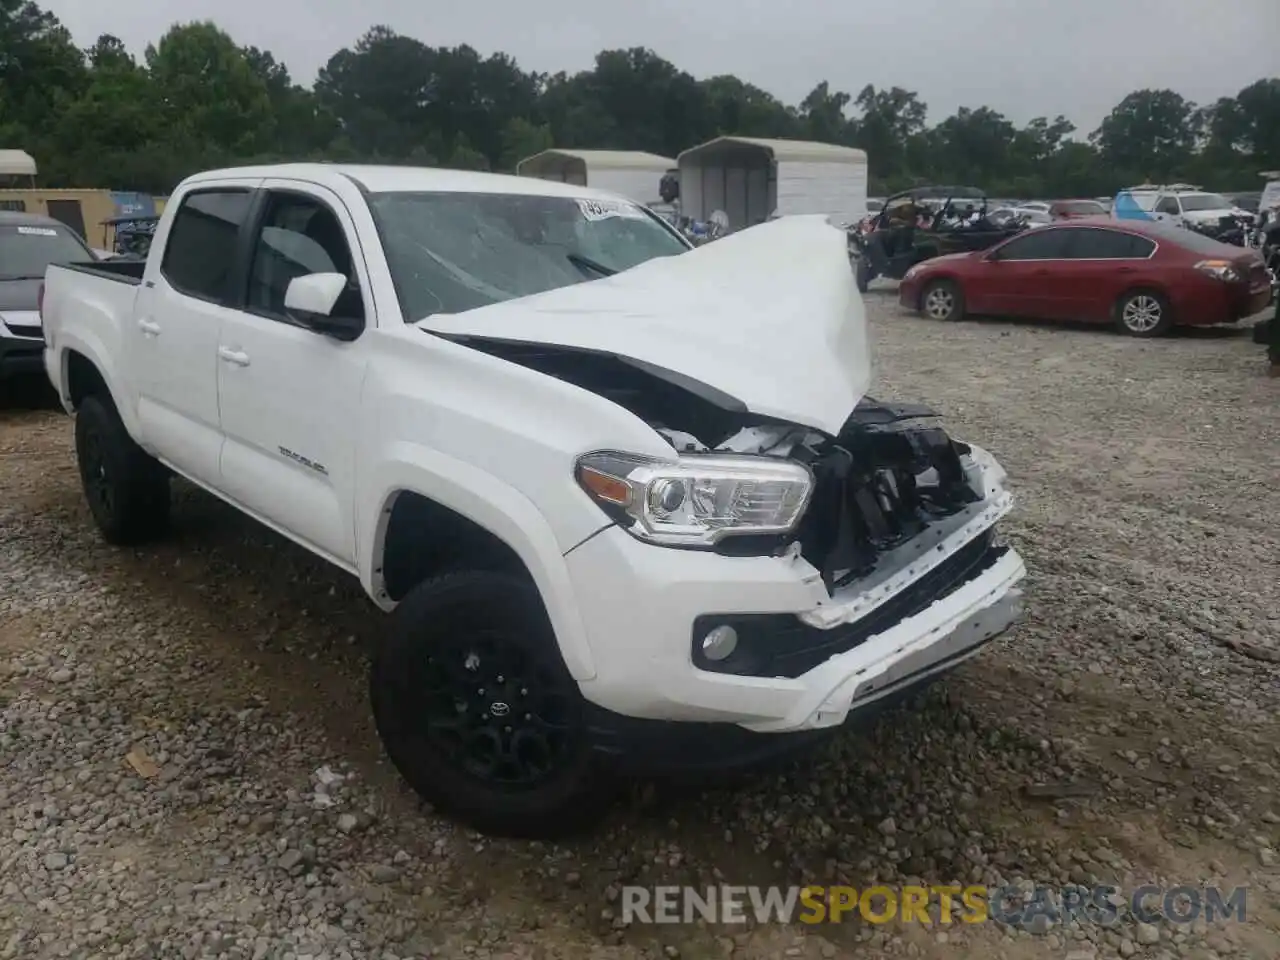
676,137,868,231
516,149,674,205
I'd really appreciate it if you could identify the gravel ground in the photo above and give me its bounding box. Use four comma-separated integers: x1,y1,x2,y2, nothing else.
1,296,1278,960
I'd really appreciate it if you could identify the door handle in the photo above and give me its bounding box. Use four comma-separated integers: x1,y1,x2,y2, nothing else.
137,318,161,336
1116,266,1135,273
218,346,250,367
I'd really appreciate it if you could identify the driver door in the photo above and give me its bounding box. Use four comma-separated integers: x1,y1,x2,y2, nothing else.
215,183,371,570
974,228,1074,318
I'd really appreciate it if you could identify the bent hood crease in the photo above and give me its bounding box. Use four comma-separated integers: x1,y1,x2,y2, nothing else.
416,215,871,437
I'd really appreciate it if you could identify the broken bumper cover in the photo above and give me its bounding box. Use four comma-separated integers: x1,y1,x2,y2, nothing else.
566,443,1026,754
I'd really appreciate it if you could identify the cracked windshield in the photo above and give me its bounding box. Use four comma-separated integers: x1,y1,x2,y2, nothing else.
370,192,688,318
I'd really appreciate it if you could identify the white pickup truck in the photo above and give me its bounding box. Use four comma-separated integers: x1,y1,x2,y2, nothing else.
40,163,1026,837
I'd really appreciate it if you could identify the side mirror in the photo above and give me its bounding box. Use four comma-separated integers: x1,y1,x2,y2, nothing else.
284,272,361,341
985,248,1003,262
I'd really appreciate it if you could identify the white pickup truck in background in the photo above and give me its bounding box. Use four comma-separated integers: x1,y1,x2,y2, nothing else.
40,163,1025,837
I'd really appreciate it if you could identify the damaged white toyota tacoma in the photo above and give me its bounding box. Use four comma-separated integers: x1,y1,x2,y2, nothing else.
39,164,1025,837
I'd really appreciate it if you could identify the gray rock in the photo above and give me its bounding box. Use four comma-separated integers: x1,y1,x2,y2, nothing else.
1135,922,1160,945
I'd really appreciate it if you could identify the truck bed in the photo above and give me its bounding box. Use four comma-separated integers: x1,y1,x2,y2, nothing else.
42,261,148,397
56,259,146,285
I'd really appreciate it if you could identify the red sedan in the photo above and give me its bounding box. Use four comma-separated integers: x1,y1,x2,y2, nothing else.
898,219,1273,336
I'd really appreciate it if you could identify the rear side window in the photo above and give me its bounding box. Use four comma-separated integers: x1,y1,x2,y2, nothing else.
994,229,1073,260
1154,197,1180,215
1066,228,1155,259
160,189,252,302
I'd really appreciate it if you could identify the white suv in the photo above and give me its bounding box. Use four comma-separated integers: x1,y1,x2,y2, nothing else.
1115,183,1250,228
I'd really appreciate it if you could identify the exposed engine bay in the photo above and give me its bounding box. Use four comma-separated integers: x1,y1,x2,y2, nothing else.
453,336,986,593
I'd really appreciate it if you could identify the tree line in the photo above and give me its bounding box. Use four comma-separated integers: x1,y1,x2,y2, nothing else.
2,0,1277,198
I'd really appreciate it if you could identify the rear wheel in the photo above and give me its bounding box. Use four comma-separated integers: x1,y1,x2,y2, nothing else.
1115,289,1172,337
370,571,610,838
920,279,965,322
74,394,170,544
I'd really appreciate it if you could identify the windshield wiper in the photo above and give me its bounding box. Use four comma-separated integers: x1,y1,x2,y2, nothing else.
566,252,617,277
0,274,47,281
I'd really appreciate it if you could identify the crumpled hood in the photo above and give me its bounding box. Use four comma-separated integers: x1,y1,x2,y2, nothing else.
417,215,871,437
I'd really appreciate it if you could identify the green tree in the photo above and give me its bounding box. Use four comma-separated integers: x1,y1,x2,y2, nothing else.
798,82,853,144
852,85,927,179
1091,89,1200,183
5,0,1278,199
499,117,553,171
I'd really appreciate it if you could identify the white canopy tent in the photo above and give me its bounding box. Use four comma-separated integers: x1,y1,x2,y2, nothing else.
676,136,868,232
0,150,38,178
516,149,674,206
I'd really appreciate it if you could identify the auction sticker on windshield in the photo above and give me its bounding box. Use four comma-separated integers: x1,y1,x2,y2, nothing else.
577,198,647,222
16,226,59,236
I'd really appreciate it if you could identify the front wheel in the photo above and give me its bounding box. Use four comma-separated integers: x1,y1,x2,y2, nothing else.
1115,289,1172,337
920,278,965,322
370,571,610,839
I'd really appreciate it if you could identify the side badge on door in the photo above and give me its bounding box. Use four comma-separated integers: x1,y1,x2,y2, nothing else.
278,446,329,476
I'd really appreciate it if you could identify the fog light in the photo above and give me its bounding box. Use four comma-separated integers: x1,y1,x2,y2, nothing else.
700,624,738,661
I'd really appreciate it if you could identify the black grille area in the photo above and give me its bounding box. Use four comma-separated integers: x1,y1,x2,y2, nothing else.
2,321,41,339
791,408,983,592
693,531,1006,678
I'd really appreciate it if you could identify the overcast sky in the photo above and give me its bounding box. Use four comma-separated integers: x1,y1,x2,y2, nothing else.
45,0,1280,135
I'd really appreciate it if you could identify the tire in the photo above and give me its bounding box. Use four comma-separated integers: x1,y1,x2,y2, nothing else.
1115,289,1172,337
74,393,170,545
920,278,965,322
855,256,872,293
371,570,609,839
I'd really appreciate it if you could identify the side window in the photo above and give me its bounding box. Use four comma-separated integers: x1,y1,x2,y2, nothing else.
246,192,363,322
1065,228,1152,259
994,229,1072,260
1155,197,1180,215
160,190,252,301
1124,234,1156,258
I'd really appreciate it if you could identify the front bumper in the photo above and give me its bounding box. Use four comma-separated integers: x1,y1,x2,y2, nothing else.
566,444,1025,743
0,331,45,380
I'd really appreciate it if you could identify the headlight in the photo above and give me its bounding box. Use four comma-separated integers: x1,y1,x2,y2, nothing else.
1194,259,1240,283
575,451,813,546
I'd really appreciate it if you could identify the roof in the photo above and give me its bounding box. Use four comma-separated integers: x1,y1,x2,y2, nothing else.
678,136,867,165
516,149,674,173
0,150,37,176
1030,217,1217,242
183,163,650,203
0,210,62,227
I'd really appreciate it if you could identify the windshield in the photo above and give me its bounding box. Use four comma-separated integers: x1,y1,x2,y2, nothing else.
0,222,91,280
1179,193,1231,212
367,191,690,321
